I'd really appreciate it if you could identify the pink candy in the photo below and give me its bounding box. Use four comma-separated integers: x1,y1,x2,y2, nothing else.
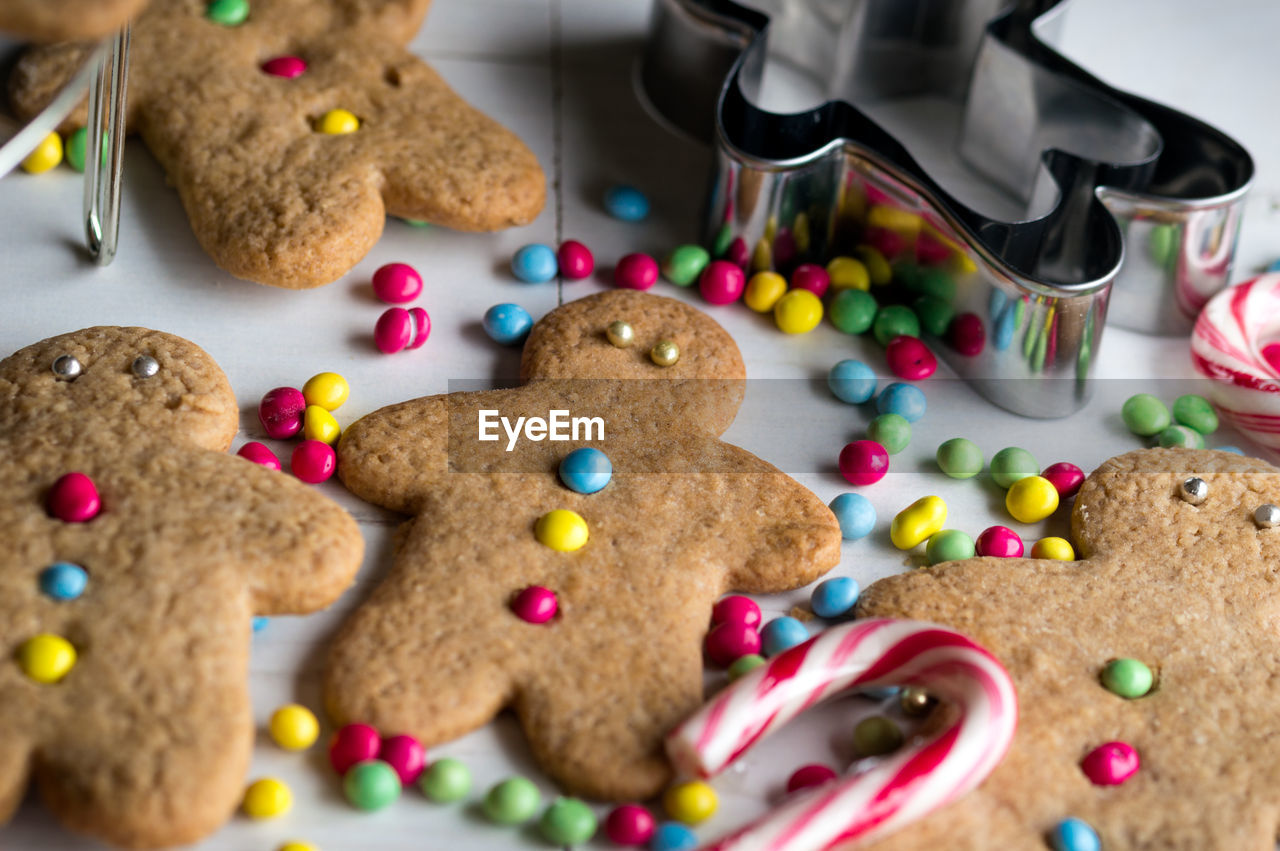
292,440,336,484
47,472,100,522
699,260,746,305
975,526,1024,558
375,307,430,354
885,335,938,381
330,723,381,775
839,440,889,486
786,763,837,794
725,237,750,269
236,442,281,471
705,620,763,667
511,586,558,624
379,734,427,785
605,804,656,845
712,595,762,629
789,263,830,298
259,387,306,439
949,313,985,357
261,56,307,78
1041,462,1085,498
371,262,423,304
1081,741,1139,786
614,253,659,290
558,240,595,280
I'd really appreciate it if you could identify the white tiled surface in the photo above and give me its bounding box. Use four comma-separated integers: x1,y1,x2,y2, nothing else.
2,1,1279,849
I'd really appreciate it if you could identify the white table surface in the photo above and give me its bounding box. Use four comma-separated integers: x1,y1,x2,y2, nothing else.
2,0,1278,848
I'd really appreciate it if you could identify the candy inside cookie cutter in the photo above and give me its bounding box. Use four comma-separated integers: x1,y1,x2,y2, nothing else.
641,0,1252,417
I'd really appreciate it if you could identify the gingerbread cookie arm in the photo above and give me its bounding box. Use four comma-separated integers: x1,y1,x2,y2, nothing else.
336,394,451,515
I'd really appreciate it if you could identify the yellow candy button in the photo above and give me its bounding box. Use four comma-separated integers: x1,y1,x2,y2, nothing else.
18,634,76,684
751,238,771,273
303,405,341,445
890,496,947,550
826,256,870,291
21,132,63,174
302,372,349,411
1006,475,1060,524
269,704,320,751
1031,536,1075,561
854,245,893,286
279,843,318,851
663,780,717,825
243,777,293,819
317,109,360,135
773,289,823,335
744,272,786,313
535,509,588,552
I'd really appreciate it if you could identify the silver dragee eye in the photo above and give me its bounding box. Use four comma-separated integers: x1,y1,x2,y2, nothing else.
1179,477,1208,505
1254,504,1280,529
51,355,81,380
131,355,160,379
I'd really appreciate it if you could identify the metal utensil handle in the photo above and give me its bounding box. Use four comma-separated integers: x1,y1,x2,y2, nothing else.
84,24,131,266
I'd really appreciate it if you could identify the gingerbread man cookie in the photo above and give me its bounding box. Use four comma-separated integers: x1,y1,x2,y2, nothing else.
854,448,1280,850
0,0,146,42
8,0,545,289
0,327,363,848
326,290,841,800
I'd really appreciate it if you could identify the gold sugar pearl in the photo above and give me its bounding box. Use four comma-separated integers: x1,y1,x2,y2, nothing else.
899,686,934,716
650,339,680,367
606,320,635,348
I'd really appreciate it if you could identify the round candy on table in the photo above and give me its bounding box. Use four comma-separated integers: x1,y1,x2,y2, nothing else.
838,440,889,486
278,842,318,851
810,576,859,619
316,108,360,135
826,256,870,291
975,525,1024,558
1048,817,1101,851
380,734,427,785
1080,741,1139,786
1158,424,1206,449
712,595,761,628
867,412,911,455
725,236,749,269
925,529,975,565
206,0,249,25
484,776,542,824
604,803,655,845
302,405,341,445
829,288,878,335
558,240,595,280
705,620,762,667
651,821,699,851
1006,475,1060,524
375,306,431,354
261,55,306,78
20,131,62,173
872,304,921,347
699,260,746,305
603,184,650,221
47,472,101,523
935,437,983,479
535,509,589,551
727,653,766,681
420,757,471,802
511,586,558,624
541,797,598,845
989,446,1039,489
371,262,423,303
912,295,954,338
663,245,710,287
744,271,787,312
616,253,660,290
1100,657,1154,699
761,616,808,657
1041,461,1084,498
854,245,892,285
1217,445,1245,455
329,723,381,775
1121,393,1171,436
663,780,717,825
786,764,837,794
344,760,402,811
773,289,824,334
269,704,320,751
890,495,947,550
1030,536,1075,561
829,492,876,540
242,777,292,818
483,303,534,345
511,243,558,283
237,441,281,470
558,446,612,494
852,715,903,757
789,263,830,298
291,440,336,484
948,312,985,356
17,634,76,683
884,335,937,381
259,386,306,439
39,562,88,601
302,372,350,412
827,359,876,405
875,382,926,422
64,127,107,173
252,616,269,633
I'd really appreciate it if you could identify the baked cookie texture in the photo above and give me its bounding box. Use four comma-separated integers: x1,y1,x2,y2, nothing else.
327,290,842,800
855,448,1280,851
0,0,147,42
0,327,363,849
7,0,546,289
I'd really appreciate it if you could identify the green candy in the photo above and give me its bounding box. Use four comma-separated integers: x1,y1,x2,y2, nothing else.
872,304,920,347
1158,424,1205,449
925,529,975,565
852,715,903,757
1172,394,1218,435
912,295,954,337
829,288,877,335
539,797,598,845
662,245,710,287
936,438,983,479
483,776,541,825
343,760,401,811
206,0,249,25
419,757,471,803
1121,393,1171,437
1101,657,1154,699
400,217,432,228
912,268,956,303
990,447,1038,489
63,127,108,173
728,653,766,680
868,413,911,455
712,223,733,258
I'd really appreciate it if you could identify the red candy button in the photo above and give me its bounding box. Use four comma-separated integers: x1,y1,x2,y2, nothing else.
261,56,307,78
885,335,938,381
1081,741,1139,786
511,586,558,624
47,472,100,522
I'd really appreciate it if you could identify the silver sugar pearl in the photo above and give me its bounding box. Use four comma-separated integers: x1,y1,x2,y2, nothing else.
131,355,160,379
1255,504,1280,529
51,355,81,380
1179,476,1208,505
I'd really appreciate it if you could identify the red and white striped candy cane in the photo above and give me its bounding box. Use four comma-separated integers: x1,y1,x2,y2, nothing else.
665,618,1017,851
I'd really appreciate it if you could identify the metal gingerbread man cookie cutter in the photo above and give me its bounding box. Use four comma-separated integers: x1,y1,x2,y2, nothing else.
641,0,1253,417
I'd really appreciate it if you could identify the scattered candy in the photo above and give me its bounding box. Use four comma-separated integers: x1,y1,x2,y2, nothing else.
1030,536,1075,561
989,446,1039,489
420,757,471,802
890,495,947,549
1218,445,1245,455
371,262,423,304
252,616,269,633
885,335,937,381
604,185,650,221
975,526,1024,558
207,0,250,26
329,723,381,775
484,776,542,824
1121,393,1171,437
725,236,749,268
789,263,830,298
558,240,595,280
744,271,787,312
259,387,306,439
829,492,876,540
606,320,635,348
344,760,402,811
912,296,953,337
650,340,680,367
542,797,598,845
379,734,427,785
826,256,870,291
829,288,877,334
727,654,766,681
761,616,808,657
1041,461,1084,498
650,821,699,851
699,260,746,305
662,780,717,825
1172,393,1218,434
1080,741,1139,786
269,704,320,751
663,245,710,287
852,715,904,757
47,472,100,523
302,372,349,411
21,131,62,173
1158,424,1205,448
51,354,82,380
1005,475,1060,524
242,777,292,818
616,253,660,290
872,305,921,347
867,412,911,455
558,447,612,494
291,440,336,483
705,620,762,667
810,576,859,619
605,803,656,845
302,405,341,445
786,764,837,794
39,562,88,601
261,55,306,78
17,634,76,683
237,441,281,470
899,686,934,716
936,438,983,479
948,312,986,356
925,529,975,565
535,509,589,551
63,127,101,173
316,108,359,135
511,243,558,283
838,440,889,486
712,595,761,628
1048,817,1101,851
1100,657,1154,699
827,359,876,404
277,842,318,851
483,303,534,345
374,306,431,354
511,586,558,624
876,382,927,422
773,289,823,334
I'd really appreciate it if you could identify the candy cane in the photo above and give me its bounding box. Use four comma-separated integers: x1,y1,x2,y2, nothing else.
666,618,1017,851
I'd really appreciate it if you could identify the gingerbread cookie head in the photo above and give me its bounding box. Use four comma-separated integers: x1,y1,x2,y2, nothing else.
0,327,363,848
327,290,841,800
8,0,546,289
855,448,1280,851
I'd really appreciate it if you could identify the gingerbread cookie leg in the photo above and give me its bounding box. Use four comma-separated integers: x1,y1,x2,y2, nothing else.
0,734,32,827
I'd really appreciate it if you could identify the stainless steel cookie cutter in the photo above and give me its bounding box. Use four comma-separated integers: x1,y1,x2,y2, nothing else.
641,0,1252,417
